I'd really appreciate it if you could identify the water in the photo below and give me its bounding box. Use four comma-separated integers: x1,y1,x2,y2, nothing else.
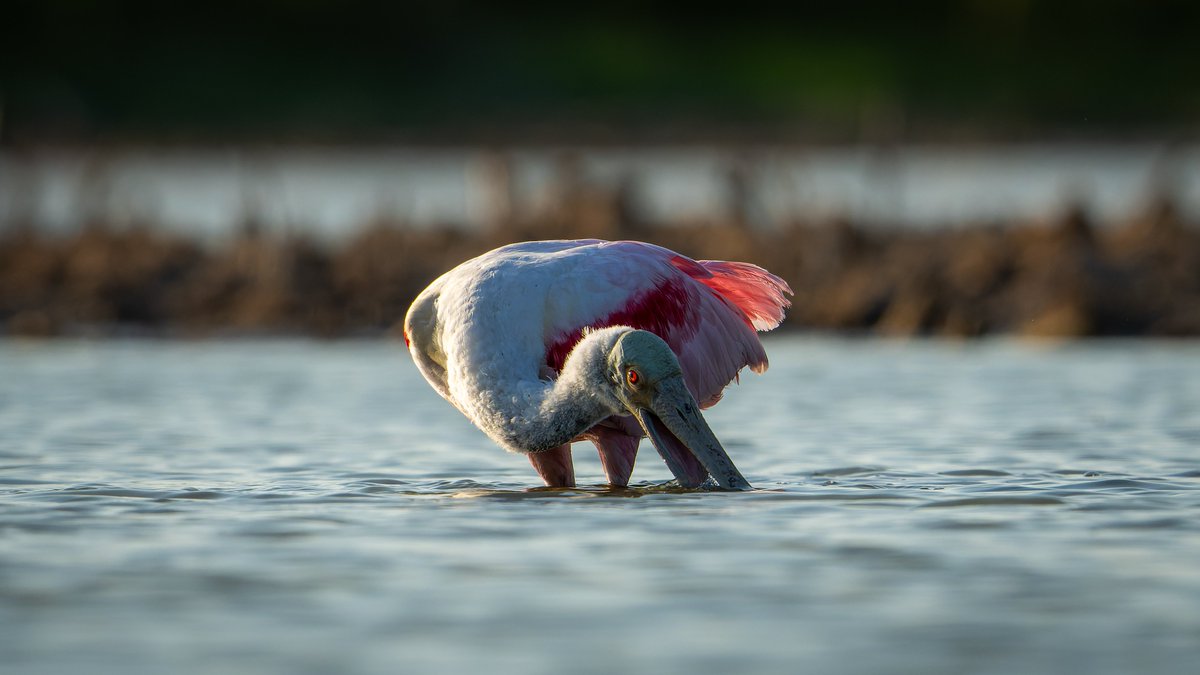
1,337,1199,675
3,143,1199,238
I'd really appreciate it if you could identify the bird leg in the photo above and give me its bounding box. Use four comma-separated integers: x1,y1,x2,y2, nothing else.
587,429,640,488
528,445,575,487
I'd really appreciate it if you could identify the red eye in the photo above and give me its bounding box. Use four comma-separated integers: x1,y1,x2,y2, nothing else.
626,369,640,386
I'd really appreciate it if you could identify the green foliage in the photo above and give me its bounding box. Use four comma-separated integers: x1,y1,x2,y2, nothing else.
2,0,1198,140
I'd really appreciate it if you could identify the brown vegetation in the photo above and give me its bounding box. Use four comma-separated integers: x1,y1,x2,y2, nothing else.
2,194,1198,339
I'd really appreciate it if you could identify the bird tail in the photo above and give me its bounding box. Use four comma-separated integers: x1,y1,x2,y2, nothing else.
691,261,793,331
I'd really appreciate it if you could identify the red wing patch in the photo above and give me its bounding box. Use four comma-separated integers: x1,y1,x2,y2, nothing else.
545,276,699,373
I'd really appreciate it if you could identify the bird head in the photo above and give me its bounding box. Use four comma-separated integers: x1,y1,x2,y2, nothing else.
605,329,750,489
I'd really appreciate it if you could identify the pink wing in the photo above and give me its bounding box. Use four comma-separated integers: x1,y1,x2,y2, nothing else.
542,241,792,408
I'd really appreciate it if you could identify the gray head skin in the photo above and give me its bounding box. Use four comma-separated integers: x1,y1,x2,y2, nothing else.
605,330,751,490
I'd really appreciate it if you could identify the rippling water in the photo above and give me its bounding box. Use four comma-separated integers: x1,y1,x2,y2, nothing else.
2,338,1199,675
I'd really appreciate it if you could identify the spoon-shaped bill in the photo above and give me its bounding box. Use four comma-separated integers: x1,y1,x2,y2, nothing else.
632,377,751,490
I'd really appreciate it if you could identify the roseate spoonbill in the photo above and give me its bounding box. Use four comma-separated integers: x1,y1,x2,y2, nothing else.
403,240,791,489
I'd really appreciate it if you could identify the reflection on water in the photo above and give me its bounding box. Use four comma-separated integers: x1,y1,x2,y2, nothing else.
1,338,1199,674
3,144,1198,237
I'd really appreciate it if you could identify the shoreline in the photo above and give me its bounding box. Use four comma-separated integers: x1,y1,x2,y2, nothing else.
3,194,1197,340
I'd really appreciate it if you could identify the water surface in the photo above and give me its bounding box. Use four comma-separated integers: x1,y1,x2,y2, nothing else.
1,338,1198,674
4,144,1198,237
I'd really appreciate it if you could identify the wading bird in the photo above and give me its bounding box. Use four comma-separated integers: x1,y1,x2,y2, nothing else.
403,240,791,489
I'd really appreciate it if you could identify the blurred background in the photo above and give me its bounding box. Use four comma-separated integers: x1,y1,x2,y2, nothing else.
2,0,1199,338
5,7,1200,675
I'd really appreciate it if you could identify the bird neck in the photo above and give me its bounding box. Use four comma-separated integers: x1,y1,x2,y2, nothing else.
490,327,629,454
